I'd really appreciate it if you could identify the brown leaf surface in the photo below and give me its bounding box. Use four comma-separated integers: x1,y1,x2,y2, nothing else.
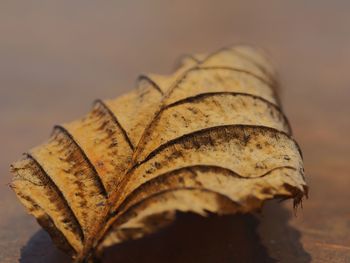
10,45,307,262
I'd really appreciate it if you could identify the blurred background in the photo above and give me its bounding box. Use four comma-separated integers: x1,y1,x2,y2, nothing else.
0,1,349,262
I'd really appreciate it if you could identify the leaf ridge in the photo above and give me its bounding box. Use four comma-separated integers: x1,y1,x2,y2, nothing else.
137,75,165,95
94,99,135,150
24,153,85,242
53,125,108,197
116,165,298,214
137,124,302,168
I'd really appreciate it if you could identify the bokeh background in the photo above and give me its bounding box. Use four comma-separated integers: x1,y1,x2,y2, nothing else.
1,1,349,262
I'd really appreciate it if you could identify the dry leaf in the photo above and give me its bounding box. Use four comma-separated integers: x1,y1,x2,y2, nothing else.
10,45,307,262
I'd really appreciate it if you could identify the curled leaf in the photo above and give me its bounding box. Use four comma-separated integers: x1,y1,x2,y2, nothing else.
10,45,307,262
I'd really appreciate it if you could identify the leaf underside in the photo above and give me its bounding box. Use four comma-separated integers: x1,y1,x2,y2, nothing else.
10,45,307,262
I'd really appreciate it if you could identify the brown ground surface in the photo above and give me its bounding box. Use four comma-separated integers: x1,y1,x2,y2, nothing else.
0,1,349,262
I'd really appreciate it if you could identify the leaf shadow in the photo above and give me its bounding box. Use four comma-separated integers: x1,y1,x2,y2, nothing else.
19,230,71,263
20,202,311,263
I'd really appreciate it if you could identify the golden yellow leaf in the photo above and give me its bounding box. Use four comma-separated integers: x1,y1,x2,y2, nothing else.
10,45,307,262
